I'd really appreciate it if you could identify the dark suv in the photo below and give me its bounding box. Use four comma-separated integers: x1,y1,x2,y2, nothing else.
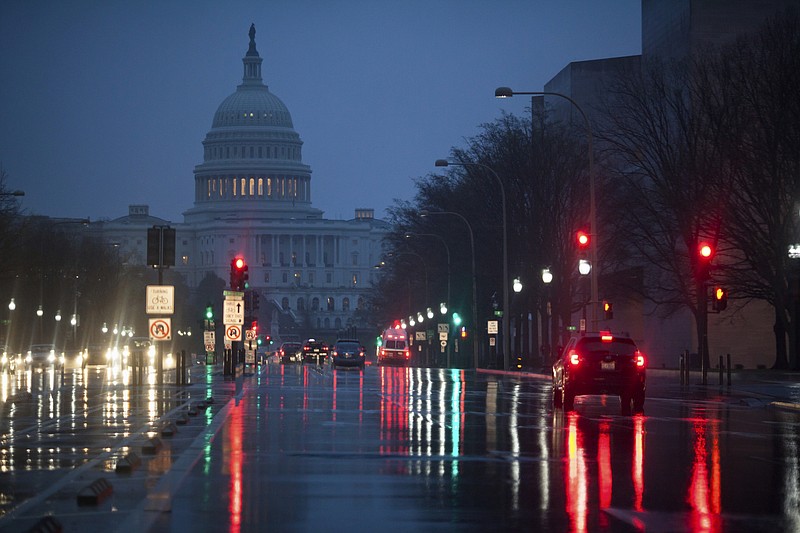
302,339,329,364
552,332,646,415
330,339,366,369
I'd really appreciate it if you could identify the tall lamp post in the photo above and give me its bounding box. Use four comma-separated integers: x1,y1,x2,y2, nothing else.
435,159,509,370
495,87,598,326
421,209,479,369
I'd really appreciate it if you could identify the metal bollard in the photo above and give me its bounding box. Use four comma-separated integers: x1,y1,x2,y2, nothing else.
727,353,732,387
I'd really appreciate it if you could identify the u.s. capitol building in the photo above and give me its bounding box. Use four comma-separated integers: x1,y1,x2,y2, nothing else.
91,25,389,341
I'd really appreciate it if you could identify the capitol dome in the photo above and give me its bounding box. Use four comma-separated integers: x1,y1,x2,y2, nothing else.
186,24,319,223
212,85,294,129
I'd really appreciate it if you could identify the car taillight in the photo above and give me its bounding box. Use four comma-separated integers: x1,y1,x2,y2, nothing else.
404,349,410,359
635,352,646,368
569,350,580,365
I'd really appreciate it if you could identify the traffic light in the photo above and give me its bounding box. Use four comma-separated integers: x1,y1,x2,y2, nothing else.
205,304,213,320
576,230,590,249
251,320,258,333
452,312,462,327
460,326,467,339
230,257,249,291
713,287,728,311
603,301,614,319
697,242,714,281
252,291,260,310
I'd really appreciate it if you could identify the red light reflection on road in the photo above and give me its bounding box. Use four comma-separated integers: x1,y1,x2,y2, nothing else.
565,412,588,533
562,412,647,531
226,399,244,533
598,422,612,511
687,417,721,532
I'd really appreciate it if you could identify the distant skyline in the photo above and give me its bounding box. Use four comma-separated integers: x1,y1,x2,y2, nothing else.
0,1,641,223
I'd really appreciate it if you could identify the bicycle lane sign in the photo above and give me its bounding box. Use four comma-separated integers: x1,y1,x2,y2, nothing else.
146,285,174,314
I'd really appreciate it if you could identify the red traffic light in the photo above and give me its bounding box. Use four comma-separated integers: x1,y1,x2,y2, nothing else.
699,243,713,259
576,230,590,248
234,257,245,270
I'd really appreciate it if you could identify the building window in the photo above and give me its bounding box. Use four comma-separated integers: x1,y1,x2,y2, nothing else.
297,298,305,311
357,297,364,310
281,297,289,310
327,297,334,311
282,272,288,283
351,252,358,266
258,178,263,195
181,255,189,265
342,298,350,311
308,272,315,285
326,272,332,284
240,178,246,196
249,178,255,195
351,273,358,286
264,271,270,284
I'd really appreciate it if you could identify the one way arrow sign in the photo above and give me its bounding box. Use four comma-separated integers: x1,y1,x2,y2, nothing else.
223,299,244,325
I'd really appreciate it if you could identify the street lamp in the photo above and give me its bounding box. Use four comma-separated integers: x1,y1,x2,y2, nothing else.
435,159,509,370
421,209,479,368
495,86,598,326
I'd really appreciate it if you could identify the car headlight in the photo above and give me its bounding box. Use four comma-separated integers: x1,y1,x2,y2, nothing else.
47,351,56,363
25,354,32,363
1,354,7,365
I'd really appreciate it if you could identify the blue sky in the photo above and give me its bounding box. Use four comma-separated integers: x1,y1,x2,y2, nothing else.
0,1,640,222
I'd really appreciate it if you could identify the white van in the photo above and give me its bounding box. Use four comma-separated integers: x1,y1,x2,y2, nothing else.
378,328,410,366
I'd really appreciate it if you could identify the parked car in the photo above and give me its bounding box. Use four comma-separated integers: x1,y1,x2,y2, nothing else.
279,342,303,364
302,339,329,364
552,331,646,415
330,339,366,369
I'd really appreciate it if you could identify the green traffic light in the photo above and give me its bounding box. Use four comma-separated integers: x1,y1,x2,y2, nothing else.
205,306,213,319
452,312,462,326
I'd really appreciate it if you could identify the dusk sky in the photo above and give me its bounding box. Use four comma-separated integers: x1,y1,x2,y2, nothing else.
0,1,640,223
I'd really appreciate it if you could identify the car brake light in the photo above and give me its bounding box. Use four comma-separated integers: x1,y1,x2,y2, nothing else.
600,333,613,342
404,349,410,359
636,352,646,367
569,350,580,365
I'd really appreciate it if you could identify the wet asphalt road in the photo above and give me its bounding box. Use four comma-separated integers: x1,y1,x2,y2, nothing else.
0,361,799,532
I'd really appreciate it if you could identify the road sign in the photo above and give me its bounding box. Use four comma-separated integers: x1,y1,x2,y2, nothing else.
438,323,449,333
223,299,244,325
149,318,172,341
487,320,498,334
146,285,174,314
415,331,427,341
439,332,448,341
223,290,244,299
225,324,242,341
204,331,215,345
245,329,256,341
